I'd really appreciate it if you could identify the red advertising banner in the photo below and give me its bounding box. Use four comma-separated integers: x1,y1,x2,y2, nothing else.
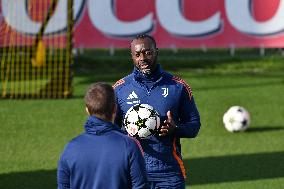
1,0,284,48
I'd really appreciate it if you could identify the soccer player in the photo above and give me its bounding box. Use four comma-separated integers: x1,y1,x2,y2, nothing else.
113,34,201,189
57,83,149,189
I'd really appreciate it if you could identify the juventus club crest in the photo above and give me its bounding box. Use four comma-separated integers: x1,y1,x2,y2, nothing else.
162,88,168,97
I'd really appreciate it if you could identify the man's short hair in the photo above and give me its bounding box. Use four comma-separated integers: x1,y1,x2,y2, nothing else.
84,82,115,121
131,34,157,49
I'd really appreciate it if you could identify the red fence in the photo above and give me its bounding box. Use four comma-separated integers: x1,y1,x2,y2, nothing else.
1,0,284,48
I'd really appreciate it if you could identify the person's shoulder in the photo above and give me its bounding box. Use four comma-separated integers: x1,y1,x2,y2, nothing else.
170,74,193,100
162,71,190,86
112,129,133,142
112,74,133,90
171,75,189,85
112,130,143,153
123,135,144,154
128,136,144,154
161,70,172,77
66,134,86,147
60,134,85,155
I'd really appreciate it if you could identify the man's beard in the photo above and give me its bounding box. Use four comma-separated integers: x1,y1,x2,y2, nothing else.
141,68,151,75
138,59,156,75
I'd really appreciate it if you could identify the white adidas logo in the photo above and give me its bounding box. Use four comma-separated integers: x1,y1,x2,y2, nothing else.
127,91,138,100
127,91,140,104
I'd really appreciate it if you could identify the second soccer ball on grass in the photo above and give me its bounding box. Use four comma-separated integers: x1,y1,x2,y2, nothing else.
223,106,251,132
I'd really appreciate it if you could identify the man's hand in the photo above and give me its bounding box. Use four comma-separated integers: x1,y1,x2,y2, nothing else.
159,111,177,136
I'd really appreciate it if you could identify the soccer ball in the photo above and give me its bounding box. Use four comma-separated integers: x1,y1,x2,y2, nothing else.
124,104,160,139
223,106,251,132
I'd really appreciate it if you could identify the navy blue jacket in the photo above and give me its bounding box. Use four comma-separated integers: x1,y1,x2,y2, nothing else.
113,65,201,181
57,116,149,189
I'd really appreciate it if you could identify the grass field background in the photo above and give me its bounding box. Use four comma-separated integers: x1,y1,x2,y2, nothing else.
0,49,284,188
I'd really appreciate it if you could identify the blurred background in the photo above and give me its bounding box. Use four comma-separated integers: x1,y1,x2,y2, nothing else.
0,0,283,188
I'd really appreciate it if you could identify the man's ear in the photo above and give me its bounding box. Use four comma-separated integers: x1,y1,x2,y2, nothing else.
114,104,117,114
85,107,90,115
111,105,117,123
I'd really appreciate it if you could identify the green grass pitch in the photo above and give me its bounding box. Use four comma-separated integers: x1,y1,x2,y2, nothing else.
0,49,283,188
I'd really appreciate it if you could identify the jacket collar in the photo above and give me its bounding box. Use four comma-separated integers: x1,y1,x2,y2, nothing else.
84,116,121,135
